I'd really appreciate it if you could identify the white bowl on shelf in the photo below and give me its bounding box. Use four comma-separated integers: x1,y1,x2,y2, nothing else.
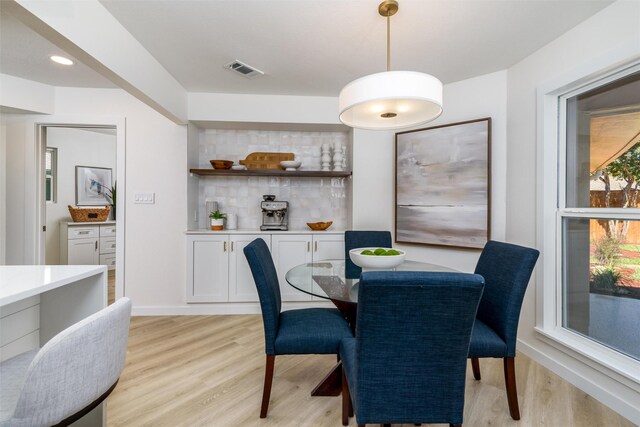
280,160,302,171
349,247,406,269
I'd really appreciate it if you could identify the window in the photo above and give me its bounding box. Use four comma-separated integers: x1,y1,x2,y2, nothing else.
45,147,57,203
558,70,640,362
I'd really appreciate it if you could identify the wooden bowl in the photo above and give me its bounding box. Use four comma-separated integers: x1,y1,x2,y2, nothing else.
210,160,234,169
307,221,333,231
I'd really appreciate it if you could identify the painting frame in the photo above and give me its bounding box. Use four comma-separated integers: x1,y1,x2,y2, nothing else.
395,118,491,249
75,165,113,206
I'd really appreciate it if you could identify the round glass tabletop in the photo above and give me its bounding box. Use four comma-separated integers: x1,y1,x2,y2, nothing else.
285,259,457,304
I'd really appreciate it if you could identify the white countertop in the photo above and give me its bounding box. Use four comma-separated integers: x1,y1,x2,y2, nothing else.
185,229,344,235
0,265,107,306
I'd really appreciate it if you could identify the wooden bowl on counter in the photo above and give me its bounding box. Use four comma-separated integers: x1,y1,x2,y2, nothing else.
210,160,234,169
307,221,333,231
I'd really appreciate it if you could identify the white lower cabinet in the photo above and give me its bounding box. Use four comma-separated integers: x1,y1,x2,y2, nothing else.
186,234,267,303
186,232,344,303
60,222,116,269
229,235,266,302
271,233,345,301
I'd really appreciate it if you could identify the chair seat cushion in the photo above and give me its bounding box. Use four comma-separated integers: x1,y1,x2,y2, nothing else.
0,349,39,423
339,337,358,410
468,319,507,358
274,308,352,355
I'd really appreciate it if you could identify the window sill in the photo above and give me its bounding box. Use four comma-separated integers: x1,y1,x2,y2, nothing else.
534,326,640,392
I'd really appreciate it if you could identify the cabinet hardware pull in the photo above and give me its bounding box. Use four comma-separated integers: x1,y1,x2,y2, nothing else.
224,241,227,252
314,241,318,252
95,241,98,251
307,242,310,252
231,241,234,252
79,231,89,235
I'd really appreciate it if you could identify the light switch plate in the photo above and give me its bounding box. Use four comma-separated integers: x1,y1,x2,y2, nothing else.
134,192,155,204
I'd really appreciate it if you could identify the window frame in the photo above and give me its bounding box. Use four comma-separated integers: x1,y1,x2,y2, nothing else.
537,58,640,387
45,147,57,204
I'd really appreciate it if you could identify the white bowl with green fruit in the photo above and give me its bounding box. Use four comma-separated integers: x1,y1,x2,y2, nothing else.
349,247,406,269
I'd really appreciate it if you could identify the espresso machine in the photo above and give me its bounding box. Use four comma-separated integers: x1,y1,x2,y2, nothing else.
260,195,289,231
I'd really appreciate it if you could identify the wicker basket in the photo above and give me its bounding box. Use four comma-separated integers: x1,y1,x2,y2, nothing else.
239,152,294,170
68,205,111,222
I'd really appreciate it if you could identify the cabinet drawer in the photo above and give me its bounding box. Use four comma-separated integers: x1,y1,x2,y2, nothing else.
100,254,116,270
100,238,116,254
100,225,116,237
67,226,99,240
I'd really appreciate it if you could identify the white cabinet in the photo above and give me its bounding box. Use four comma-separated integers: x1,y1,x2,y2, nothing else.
186,234,268,303
60,222,116,270
67,238,100,265
229,235,265,302
187,235,229,302
271,233,345,301
186,232,344,304
271,235,313,301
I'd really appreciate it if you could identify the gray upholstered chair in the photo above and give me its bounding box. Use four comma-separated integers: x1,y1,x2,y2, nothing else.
0,297,132,427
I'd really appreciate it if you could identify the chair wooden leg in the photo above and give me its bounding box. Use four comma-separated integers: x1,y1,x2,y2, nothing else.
260,355,275,418
471,357,481,380
342,369,350,426
504,357,521,420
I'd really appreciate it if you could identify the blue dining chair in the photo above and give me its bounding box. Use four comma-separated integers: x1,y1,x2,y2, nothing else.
340,271,485,427
344,230,392,279
468,240,539,420
243,238,353,418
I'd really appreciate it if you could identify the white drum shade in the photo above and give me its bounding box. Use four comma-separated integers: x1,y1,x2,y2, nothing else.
339,70,443,130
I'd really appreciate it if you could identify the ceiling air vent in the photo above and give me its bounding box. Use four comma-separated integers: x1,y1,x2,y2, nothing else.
224,60,265,79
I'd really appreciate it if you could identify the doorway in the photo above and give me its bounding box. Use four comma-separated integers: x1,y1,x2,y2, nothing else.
36,121,125,304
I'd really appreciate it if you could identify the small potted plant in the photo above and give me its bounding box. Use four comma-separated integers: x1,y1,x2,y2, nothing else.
209,209,226,231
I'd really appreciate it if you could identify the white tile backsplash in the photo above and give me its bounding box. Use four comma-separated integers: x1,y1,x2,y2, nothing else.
198,129,350,230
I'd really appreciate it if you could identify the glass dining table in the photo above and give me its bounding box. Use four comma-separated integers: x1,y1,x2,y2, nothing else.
285,258,457,397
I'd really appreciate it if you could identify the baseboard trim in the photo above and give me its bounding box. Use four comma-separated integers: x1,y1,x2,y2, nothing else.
131,301,333,316
517,339,640,425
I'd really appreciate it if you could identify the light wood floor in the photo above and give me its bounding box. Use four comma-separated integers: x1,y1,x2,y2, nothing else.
107,315,635,427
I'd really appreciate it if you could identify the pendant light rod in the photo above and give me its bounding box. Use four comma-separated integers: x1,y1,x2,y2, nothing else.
387,14,391,71
379,0,398,72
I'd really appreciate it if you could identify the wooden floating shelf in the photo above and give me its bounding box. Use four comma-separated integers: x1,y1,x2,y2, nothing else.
189,169,352,178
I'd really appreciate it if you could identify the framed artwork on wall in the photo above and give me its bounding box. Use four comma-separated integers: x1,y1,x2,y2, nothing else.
395,118,491,249
75,166,112,206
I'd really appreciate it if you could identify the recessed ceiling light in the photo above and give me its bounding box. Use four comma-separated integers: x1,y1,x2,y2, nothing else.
50,55,74,66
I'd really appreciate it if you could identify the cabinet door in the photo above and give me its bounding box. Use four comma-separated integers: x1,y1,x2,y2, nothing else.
67,238,100,265
271,234,313,301
312,234,345,299
313,233,345,261
229,234,268,302
187,235,229,302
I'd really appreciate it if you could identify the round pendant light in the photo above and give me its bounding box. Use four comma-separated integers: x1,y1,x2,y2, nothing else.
338,1,443,130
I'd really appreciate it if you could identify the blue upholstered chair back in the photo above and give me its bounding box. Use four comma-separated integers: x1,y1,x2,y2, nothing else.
244,238,282,355
344,230,392,278
354,271,484,425
474,240,539,357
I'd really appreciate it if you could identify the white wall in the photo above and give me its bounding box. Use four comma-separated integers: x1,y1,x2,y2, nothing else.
507,1,640,423
0,74,54,114
51,88,187,308
45,127,116,264
0,121,6,264
353,70,508,272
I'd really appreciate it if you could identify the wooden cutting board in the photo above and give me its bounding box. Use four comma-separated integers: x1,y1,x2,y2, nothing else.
239,152,294,170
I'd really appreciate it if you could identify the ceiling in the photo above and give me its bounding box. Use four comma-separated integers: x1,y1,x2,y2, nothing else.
1,0,614,96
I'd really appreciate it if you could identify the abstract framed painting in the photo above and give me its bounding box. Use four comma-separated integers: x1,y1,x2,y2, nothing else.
75,165,112,206
395,118,491,249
